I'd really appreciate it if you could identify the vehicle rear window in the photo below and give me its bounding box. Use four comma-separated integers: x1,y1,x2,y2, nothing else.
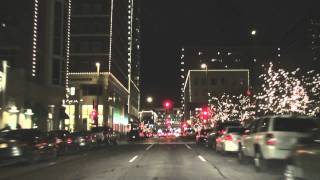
200,129,213,135
4,130,42,140
228,127,244,133
273,118,318,133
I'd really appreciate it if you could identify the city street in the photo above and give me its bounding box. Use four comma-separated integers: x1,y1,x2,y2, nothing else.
0,137,282,180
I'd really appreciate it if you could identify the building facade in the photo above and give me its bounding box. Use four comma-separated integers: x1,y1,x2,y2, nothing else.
0,0,69,131
280,16,320,70
183,69,249,120
65,0,141,133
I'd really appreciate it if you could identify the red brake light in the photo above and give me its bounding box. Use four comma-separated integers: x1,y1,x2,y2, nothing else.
224,135,233,141
56,138,63,144
67,138,73,144
266,133,277,145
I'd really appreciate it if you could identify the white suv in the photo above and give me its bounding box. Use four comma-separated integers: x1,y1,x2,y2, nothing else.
238,115,319,172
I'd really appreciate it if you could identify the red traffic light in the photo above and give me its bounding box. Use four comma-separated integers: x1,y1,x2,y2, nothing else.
91,109,97,117
162,99,173,109
200,107,210,120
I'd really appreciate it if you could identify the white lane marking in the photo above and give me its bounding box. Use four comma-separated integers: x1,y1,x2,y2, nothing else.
185,144,192,150
145,144,154,151
48,162,57,166
129,155,138,163
198,155,207,162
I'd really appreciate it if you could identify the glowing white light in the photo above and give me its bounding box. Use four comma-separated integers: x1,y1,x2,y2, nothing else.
147,97,153,103
31,0,39,77
65,0,72,93
251,30,257,35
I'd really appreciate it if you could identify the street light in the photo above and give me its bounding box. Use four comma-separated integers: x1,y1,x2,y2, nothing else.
251,29,257,36
146,96,153,103
95,62,101,74
201,63,208,105
200,63,207,70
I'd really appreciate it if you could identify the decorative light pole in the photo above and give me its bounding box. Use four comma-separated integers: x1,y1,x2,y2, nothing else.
201,63,208,105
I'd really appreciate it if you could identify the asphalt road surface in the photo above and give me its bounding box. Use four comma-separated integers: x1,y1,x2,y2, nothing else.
0,137,282,180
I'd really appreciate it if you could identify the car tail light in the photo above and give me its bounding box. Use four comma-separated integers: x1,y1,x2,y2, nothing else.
56,138,63,144
224,135,233,141
265,133,277,145
67,138,73,144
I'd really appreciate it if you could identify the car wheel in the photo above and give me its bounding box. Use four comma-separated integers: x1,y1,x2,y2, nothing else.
50,149,58,160
29,150,40,164
283,164,298,180
113,139,118,146
212,142,216,150
254,150,268,172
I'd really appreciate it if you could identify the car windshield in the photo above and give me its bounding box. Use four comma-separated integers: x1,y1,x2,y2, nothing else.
274,118,319,132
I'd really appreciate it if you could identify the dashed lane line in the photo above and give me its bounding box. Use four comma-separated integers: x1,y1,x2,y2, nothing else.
129,155,139,163
185,144,192,150
145,144,154,151
198,155,207,162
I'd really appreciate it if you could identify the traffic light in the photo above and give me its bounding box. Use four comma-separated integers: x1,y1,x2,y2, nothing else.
200,107,210,122
162,99,173,110
91,109,98,126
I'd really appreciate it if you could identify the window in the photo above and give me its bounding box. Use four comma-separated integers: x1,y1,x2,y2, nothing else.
220,78,225,85
53,2,63,55
52,58,61,85
273,118,318,132
194,90,199,96
250,119,259,133
82,85,103,96
211,78,217,85
201,78,206,85
258,118,269,132
194,77,199,86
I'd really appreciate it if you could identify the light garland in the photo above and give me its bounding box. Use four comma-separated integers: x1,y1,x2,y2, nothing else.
31,0,39,77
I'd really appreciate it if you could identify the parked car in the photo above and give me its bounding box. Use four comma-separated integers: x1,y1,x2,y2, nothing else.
215,126,244,154
1,129,57,163
284,129,320,180
90,127,106,145
48,130,77,155
104,127,118,145
238,115,319,172
0,138,28,166
207,121,241,149
128,130,140,141
71,131,91,150
196,129,213,145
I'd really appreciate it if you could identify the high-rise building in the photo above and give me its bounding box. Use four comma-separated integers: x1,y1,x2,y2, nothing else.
0,0,69,131
281,16,320,70
66,0,140,132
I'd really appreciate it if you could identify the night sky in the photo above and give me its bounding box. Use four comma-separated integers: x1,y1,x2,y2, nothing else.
140,0,320,108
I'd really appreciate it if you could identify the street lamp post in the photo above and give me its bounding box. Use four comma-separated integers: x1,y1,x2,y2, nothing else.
94,62,101,127
201,63,208,105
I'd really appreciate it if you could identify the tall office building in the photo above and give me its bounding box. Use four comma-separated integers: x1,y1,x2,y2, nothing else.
281,16,320,70
0,0,69,130
66,0,140,132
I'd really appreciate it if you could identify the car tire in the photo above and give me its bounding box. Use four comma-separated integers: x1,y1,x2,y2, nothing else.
50,149,58,160
29,151,40,164
113,140,118,146
254,150,268,172
212,142,216,150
